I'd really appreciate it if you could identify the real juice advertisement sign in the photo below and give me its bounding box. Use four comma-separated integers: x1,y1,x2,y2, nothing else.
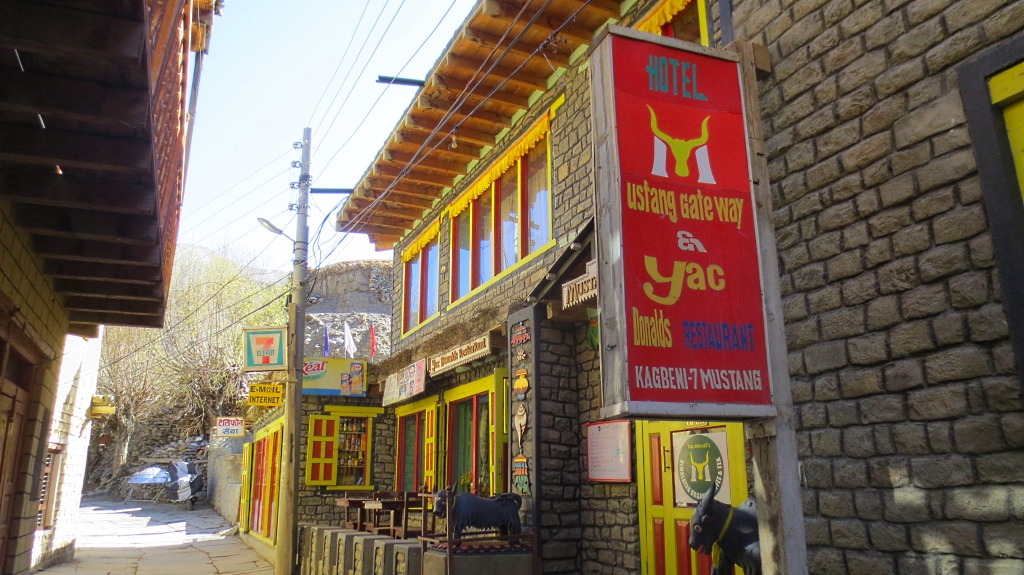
606,33,772,408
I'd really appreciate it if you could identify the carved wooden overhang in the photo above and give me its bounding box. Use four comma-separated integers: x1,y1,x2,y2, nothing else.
335,0,623,251
0,0,197,335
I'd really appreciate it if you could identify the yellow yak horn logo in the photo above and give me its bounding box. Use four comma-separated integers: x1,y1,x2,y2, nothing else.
648,106,716,184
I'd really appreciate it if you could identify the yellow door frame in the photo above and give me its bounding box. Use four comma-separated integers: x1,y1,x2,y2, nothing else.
395,395,440,491
636,421,748,575
250,416,284,546
441,369,508,496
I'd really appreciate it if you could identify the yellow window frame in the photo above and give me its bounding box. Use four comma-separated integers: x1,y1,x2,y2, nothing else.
441,369,508,496
990,61,1024,201
445,119,555,312
324,405,384,491
305,414,339,486
401,221,442,336
394,395,440,492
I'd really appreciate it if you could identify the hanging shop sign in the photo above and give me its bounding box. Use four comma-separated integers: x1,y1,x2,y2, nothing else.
382,359,427,406
216,417,245,438
586,420,632,482
242,326,288,372
590,27,774,419
671,428,733,506
562,260,599,309
247,382,284,407
427,333,494,376
302,357,367,397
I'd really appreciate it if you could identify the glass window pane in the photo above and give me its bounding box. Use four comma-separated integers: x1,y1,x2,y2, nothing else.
401,415,417,491
476,394,490,495
452,400,474,492
498,169,518,273
525,139,550,253
424,240,439,319
456,215,471,300
474,193,494,286
405,257,420,331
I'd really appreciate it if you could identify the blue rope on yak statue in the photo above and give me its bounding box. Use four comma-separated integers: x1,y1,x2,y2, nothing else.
433,489,523,543
689,486,761,575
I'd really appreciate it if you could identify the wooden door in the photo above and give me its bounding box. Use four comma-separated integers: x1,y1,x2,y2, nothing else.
0,379,29,575
239,442,253,533
636,421,748,575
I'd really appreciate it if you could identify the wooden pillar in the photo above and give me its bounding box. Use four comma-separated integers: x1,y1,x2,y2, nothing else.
729,40,809,575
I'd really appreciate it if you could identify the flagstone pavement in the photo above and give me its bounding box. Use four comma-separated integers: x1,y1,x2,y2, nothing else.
38,497,272,575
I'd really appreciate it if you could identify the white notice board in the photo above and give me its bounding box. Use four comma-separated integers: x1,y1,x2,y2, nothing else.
586,420,632,482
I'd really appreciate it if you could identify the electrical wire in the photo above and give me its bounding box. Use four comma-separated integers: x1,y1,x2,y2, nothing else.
181,148,293,222
179,168,292,237
306,0,375,127
311,0,404,140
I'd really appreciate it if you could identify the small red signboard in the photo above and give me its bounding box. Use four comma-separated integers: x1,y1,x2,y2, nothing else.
592,29,774,418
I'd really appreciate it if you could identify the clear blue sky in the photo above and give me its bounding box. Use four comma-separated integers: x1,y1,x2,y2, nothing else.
180,0,477,273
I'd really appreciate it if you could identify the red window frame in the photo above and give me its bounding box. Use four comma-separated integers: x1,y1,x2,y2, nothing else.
450,138,550,301
403,239,439,332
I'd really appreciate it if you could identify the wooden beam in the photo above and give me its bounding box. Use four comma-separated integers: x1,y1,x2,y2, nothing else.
64,297,164,316
67,310,163,328
429,75,531,109
367,235,399,250
344,221,412,237
383,149,469,175
355,186,437,210
460,27,571,68
33,237,161,266
338,212,415,234
563,0,621,21
53,279,163,301
0,124,152,174
343,197,425,221
416,96,512,129
44,260,162,285
16,205,157,246
363,179,444,199
392,131,484,162
68,322,100,338
478,3,594,47
443,54,550,92
373,164,455,188
0,69,149,129
404,117,496,147
0,173,156,216
0,2,146,66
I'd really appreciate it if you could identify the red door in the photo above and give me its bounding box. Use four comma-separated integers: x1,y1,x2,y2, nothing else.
0,378,29,575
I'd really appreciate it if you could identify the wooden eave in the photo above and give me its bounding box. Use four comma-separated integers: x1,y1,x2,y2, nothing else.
0,0,197,334
335,0,623,250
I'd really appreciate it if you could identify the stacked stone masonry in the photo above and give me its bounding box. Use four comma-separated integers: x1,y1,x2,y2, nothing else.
0,204,69,575
727,0,1024,571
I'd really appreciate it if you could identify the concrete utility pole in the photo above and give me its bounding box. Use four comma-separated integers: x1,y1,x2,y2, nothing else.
277,127,311,575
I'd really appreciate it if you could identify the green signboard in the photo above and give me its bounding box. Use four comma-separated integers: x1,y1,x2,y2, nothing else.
242,326,288,372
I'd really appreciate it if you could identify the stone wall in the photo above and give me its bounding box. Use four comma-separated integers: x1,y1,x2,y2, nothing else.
295,394,395,525
30,333,104,572
0,203,70,575
726,0,1024,571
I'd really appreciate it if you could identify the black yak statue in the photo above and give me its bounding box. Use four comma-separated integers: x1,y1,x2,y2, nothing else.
433,489,523,541
688,487,761,575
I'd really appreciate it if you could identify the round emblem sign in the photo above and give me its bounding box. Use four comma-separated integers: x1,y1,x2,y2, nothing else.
676,434,725,501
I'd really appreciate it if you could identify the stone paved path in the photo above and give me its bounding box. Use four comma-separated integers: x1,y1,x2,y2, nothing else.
38,497,272,575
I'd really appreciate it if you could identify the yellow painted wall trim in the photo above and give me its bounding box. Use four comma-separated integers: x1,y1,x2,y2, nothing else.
395,395,440,417
326,485,375,491
990,60,1024,106
448,238,555,310
401,219,441,263
324,406,385,415
443,374,496,403
447,114,550,219
549,94,566,118
635,0,694,34
400,309,441,340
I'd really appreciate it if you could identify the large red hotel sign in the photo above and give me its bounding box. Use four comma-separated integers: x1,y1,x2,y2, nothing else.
591,28,776,419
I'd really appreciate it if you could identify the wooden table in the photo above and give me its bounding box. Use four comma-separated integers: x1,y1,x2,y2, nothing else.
334,497,369,530
362,499,408,536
